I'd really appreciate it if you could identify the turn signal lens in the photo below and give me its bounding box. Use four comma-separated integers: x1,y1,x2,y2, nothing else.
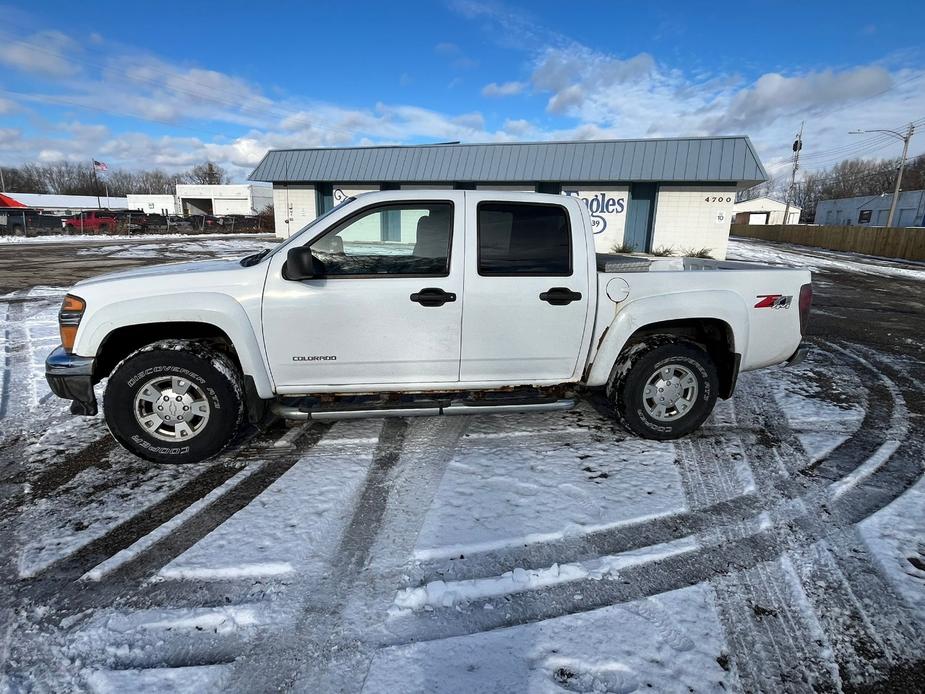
61,295,86,313
60,325,78,351
59,294,86,352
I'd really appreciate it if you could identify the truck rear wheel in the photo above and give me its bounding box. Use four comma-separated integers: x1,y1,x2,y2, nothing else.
610,337,718,440
103,341,244,464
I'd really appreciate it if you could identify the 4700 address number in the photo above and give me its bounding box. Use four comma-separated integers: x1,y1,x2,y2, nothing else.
705,196,733,203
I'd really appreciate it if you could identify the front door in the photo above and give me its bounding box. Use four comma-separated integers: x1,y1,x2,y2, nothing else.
624,183,657,252
262,196,464,389
459,194,591,383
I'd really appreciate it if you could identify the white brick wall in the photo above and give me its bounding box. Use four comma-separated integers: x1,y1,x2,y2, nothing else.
651,186,736,260
273,184,316,238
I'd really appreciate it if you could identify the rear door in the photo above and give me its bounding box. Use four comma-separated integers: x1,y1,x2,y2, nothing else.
459,193,592,383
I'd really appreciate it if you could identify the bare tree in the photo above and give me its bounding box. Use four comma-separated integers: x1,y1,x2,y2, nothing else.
182,162,230,185
0,161,234,196
737,175,787,203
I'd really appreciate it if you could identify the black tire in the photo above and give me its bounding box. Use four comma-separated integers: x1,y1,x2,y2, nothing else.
104,341,244,464
609,337,718,440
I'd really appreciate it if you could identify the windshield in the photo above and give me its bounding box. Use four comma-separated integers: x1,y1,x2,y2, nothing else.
239,196,356,266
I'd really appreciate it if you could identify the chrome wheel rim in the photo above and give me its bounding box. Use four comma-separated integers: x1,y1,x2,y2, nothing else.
642,364,699,422
133,376,210,442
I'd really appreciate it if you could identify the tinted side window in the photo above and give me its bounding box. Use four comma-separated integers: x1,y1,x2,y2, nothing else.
309,203,452,276
478,202,571,276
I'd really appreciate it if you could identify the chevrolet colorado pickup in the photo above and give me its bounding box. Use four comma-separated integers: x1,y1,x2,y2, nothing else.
46,190,811,464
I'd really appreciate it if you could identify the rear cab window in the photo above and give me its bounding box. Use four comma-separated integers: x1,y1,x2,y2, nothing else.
477,202,572,276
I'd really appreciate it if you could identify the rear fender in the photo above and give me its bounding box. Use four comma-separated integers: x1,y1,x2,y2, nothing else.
585,290,748,387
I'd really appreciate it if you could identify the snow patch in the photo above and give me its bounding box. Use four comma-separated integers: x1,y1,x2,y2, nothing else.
395,538,698,611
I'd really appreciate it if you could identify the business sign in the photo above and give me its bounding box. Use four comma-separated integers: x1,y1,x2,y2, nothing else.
563,186,629,251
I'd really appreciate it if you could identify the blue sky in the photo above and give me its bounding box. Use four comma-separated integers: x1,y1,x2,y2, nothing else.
1,0,924,182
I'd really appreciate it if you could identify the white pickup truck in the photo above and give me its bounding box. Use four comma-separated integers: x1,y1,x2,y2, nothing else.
46,191,811,463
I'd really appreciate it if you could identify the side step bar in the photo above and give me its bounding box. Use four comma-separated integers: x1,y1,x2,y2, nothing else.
271,398,576,422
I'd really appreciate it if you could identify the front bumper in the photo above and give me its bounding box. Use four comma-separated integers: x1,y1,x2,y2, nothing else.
45,346,97,415
785,342,811,368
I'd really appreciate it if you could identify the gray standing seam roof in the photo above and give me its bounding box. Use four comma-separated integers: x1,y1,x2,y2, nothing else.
248,137,767,186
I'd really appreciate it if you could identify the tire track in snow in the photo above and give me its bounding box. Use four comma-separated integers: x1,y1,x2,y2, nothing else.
15,462,244,605
790,344,925,688
408,342,886,587
24,424,332,610
0,296,27,425
230,416,471,692
710,374,841,694
2,424,331,685
381,342,923,664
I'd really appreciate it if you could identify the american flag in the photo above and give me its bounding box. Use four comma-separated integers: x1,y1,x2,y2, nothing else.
93,159,108,172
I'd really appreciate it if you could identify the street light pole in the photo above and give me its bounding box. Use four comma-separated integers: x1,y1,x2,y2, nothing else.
849,123,915,227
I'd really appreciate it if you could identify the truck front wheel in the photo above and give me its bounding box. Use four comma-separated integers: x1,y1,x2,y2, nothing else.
103,341,244,464
610,338,718,440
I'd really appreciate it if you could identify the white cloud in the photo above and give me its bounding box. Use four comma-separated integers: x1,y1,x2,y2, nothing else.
2,10,924,186
501,118,534,136
546,84,584,114
482,81,526,97
0,30,81,78
702,67,894,131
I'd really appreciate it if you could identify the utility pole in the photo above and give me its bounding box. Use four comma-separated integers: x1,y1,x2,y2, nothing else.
850,123,916,227
782,122,803,227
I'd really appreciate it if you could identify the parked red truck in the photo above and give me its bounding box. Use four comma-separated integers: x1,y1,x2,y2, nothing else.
62,210,119,234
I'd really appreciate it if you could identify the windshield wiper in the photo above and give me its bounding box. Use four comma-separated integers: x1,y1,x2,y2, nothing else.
240,248,271,267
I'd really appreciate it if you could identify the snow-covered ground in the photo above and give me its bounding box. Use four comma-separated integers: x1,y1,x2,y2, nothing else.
1,236,923,693
727,236,925,280
0,232,274,246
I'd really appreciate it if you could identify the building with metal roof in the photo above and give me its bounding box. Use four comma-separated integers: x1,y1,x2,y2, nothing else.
733,196,802,225
814,189,925,228
249,137,767,259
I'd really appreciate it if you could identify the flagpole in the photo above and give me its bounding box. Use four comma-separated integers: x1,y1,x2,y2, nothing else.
91,159,101,209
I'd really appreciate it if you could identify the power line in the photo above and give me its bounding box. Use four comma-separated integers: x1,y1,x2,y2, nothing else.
797,151,923,185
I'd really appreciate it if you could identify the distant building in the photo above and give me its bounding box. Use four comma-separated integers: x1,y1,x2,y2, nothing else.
814,190,925,227
127,194,178,216
732,196,801,225
249,137,769,260
175,184,272,217
0,192,128,214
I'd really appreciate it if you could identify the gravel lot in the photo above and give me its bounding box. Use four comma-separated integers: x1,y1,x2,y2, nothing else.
0,235,923,693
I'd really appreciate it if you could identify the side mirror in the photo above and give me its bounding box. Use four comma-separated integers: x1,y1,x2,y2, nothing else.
284,246,324,280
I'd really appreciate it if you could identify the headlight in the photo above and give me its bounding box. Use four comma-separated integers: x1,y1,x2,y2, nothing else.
59,294,86,352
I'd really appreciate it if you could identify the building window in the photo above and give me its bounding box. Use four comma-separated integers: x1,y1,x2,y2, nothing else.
536,182,562,194
858,209,872,224
477,202,571,276
310,202,453,277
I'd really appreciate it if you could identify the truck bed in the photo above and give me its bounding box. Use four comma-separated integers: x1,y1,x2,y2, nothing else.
595,253,776,273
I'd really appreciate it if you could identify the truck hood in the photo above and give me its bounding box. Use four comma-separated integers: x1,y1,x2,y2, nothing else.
74,258,244,287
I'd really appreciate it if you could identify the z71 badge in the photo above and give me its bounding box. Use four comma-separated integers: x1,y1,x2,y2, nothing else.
754,294,793,309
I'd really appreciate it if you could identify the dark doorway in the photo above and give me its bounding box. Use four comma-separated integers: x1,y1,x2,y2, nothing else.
624,184,657,252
